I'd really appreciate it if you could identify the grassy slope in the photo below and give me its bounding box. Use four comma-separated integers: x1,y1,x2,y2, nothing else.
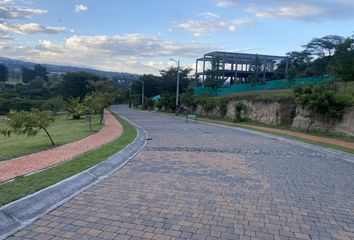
0,113,137,207
0,114,102,161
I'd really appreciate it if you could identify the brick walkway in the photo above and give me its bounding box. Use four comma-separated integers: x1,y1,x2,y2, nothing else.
237,124,354,150
0,110,123,183
7,107,354,240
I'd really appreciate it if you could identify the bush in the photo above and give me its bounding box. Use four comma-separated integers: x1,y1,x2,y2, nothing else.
294,84,352,132
234,102,246,122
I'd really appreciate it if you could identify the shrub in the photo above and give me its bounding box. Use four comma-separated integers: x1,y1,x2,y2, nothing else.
294,84,352,132
234,102,245,122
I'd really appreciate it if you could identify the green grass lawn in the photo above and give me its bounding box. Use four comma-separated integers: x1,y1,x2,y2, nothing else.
0,112,137,207
0,114,103,161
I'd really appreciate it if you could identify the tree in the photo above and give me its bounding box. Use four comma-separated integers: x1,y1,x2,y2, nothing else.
131,75,160,98
205,56,223,89
160,67,192,94
305,35,344,58
0,64,8,82
21,64,49,83
249,55,263,85
21,66,35,83
294,84,351,133
1,109,55,145
42,96,65,116
59,72,102,99
332,38,354,91
276,50,312,78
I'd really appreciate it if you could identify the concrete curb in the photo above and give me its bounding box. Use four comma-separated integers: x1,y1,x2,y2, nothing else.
0,115,147,240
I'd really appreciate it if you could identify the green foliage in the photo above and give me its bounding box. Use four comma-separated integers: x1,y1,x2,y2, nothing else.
250,55,264,85
160,67,192,94
2,109,55,145
294,84,352,132
41,96,65,116
197,95,217,114
59,72,103,99
21,64,49,83
65,97,88,119
205,56,223,89
157,93,176,112
234,102,245,122
332,38,354,91
0,64,8,82
218,97,228,117
180,88,197,109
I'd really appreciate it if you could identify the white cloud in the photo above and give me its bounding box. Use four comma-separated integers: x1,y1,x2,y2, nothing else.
0,34,217,74
198,12,220,18
0,20,66,34
75,4,87,12
214,0,354,20
215,0,236,8
0,6,47,19
178,19,252,36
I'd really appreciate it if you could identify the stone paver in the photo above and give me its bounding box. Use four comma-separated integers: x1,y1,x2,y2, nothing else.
237,123,354,150
0,110,123,183
6,106,354,240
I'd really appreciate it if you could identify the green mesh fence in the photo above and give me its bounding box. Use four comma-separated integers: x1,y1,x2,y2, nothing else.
194,76,336,96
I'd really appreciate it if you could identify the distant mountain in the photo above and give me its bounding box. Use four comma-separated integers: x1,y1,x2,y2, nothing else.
0,57,140,79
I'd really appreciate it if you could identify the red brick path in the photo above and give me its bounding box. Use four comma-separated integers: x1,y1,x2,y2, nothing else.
0,110,123,183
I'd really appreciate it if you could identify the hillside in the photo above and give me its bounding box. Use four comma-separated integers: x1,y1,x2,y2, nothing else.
0,57,140,79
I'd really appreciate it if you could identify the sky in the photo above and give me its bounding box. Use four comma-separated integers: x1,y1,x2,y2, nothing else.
0,0,354,75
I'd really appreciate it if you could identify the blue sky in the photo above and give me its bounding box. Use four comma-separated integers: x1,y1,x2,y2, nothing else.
0,0,354,74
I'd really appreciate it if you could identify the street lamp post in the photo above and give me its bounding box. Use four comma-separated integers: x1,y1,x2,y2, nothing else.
136,79,144,110
170,58,180,109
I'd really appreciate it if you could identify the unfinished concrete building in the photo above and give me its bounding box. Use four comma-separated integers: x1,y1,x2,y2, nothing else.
195,51,288,86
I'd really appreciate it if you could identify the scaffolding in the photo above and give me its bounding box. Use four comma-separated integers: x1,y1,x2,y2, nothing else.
195,51,288,87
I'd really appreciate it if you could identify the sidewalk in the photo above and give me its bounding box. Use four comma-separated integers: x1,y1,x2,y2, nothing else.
0,110,123,183
238,124,354,150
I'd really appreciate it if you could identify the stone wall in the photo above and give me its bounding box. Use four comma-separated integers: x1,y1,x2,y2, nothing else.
292,107,354,136
195,99,354,137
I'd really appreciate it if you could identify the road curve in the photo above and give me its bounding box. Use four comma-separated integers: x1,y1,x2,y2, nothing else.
6,106,354,240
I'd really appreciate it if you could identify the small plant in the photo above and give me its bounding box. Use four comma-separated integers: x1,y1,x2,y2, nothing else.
1,109,55,145
66,97,87,120
234,102,245,122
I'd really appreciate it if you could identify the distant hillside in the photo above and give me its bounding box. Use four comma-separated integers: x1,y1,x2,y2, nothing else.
0,57,140,79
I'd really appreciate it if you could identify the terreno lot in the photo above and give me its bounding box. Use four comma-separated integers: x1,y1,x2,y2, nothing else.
7,106,354,240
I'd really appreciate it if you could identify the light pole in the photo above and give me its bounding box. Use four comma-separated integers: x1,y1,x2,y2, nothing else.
170,58,180,109
137,79,144,110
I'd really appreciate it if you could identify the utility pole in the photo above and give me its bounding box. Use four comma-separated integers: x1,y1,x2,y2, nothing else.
170,58,180,109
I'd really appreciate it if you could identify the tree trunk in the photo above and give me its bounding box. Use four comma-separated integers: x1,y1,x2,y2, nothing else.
305,116,315,134
42,127,55,145
100,109,104,125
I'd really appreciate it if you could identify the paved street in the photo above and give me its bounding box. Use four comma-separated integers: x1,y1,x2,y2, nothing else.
7,106,354,240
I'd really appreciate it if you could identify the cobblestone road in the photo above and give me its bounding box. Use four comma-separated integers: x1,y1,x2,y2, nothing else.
7,106,354,240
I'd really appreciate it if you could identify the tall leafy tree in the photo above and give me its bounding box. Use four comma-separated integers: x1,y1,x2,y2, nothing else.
59,72,102,99
205,56,224,89
249,55,263,85
305,35,344,58
332,38,354,91
160,67,192,94
0,64,8,82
